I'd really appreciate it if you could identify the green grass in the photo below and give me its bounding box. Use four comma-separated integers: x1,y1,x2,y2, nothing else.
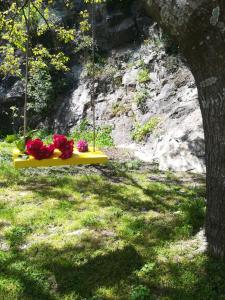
0,141,225,300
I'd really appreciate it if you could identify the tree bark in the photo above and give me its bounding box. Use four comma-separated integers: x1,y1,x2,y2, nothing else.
194,63,225,258
143,0,225,258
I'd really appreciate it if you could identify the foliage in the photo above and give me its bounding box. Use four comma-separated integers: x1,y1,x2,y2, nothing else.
111,102,130,117
130,285,151,300
0,1,76,77
134,89,149,113
4,134,18,144
132,117,160,142
0,0,103,125
15,136,27,153
27,67,54,113
138,69,151,84
72,120,114,147
84,56,118,81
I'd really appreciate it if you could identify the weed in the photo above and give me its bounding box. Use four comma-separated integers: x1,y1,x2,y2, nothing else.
111,102,129,117
132,117,160,142
72,120,113,147
130,285,152,300
4,134,18,144
138,69,151,84
134,90,149,113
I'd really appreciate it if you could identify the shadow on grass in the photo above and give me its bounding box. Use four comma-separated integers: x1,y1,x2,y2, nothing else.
149,256,225,300
0,165,206,298
2,240,225,300
16,169,206,235
44,244,142,297
1,244,142,299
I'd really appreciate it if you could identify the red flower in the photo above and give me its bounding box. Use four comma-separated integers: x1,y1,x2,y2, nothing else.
77,140,88,152
26,139,55,160
53,134,74,159
59,140,74,159
53,135,68,150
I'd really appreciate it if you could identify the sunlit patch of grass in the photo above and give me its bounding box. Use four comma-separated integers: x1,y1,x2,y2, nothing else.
0,140,222,300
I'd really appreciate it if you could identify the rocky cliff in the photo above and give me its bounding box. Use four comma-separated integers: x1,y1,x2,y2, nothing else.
54,1,205,173
0,0,205,173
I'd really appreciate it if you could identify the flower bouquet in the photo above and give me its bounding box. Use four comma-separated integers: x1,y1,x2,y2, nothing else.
16,134,89,160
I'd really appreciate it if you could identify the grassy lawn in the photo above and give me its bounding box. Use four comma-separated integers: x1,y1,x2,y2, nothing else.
0,142,225,299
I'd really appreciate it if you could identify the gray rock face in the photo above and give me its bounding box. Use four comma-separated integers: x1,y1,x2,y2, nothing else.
54,28,205,173
0,0,205,173
94,3,138,50
122,68,139,86
4,81,24,103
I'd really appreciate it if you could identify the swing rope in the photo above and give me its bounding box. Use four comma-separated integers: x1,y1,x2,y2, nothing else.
23,0,31,138
91,0,96,152
23,0,97,151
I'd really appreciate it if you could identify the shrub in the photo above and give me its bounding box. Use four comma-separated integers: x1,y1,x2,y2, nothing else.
130,285,152,300
111,103,129,117
4,134,17,143
71,120,113,147
138,69,150,83
132,117,160,142
134,90,149,113
28,68,54,113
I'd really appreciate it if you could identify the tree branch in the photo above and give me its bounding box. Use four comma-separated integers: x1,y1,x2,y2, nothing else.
30,2,52,31
9,0,29,38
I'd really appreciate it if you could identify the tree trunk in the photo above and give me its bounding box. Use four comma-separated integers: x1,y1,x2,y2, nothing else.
143,0,225,258
192,63,225,257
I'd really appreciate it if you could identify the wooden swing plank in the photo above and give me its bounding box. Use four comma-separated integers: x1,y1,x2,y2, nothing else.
13,148,108,169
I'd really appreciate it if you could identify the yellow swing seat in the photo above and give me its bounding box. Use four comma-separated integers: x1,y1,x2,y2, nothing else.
13,147,108,169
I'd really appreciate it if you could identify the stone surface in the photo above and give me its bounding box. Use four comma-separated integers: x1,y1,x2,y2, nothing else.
54,15,205,173
0,1,206,173
122,68,139,86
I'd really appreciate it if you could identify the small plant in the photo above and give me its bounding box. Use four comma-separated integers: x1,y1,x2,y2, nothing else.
137,262,156,278
138,69,150,84
134,90,149,113
130,285,151,300
5,225,31,249
111,102,129,117
132,117,160,142
4,134,17,143
84,55,118,81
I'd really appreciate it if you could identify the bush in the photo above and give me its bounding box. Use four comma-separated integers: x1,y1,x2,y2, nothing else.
130,285,152,300
71,120,114,147
132,117,160,142
4,134,17,143
134,90,149,113
28,68,54,113
138,69,150,83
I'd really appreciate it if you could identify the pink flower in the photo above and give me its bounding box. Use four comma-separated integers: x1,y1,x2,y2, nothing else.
77,140,88,152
